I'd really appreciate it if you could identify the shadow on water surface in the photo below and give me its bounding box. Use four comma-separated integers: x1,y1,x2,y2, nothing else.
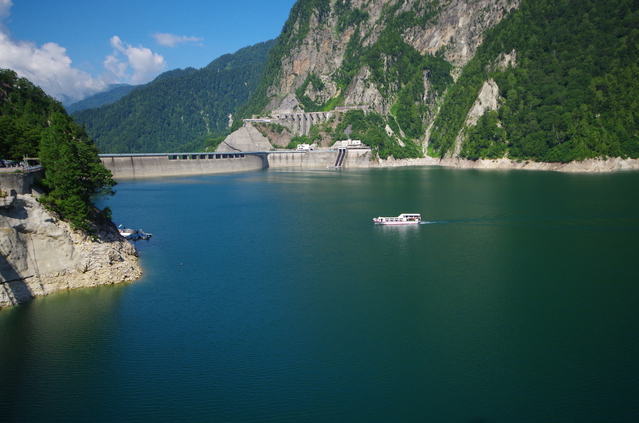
0,300,36,422
0,283,127,422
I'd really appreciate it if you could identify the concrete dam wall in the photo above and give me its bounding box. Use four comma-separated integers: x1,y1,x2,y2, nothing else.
100,153,267,180
100,149,372,180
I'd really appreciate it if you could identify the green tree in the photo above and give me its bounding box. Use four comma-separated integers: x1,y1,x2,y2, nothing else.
38,113,116,231
1,69,115,232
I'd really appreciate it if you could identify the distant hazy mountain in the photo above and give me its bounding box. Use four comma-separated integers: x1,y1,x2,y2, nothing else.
65,84,136,114
72,40,275,154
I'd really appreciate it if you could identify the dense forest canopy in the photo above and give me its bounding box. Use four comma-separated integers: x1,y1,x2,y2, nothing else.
0,69,115,232
72,40,276,154
429,0,639,162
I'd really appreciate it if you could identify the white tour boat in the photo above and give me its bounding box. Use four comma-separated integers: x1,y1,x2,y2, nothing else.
373,213,421,225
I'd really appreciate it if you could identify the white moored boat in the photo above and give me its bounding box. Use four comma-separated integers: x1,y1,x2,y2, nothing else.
373,213,421,225
118,225,152,240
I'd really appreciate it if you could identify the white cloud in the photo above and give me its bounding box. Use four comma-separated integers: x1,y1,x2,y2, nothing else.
0,31,108,103
0,2,166,103
152,32,203,48
106,36,166,85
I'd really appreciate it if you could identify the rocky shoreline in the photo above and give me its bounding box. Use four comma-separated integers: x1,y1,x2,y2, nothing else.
0,194,142,310
372,156,639,173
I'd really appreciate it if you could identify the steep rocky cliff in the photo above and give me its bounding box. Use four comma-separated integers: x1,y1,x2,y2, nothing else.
252,0,519,131
245,0,638,164
265,0,517,112
0,194,141,309
239,0,520,160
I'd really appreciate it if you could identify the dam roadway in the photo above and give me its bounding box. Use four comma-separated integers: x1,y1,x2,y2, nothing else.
99,149,372,179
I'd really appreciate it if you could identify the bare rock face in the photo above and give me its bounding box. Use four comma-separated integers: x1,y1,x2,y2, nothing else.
252,123,295,147
0,195,142,309
343,67,389,115
266,0,520,113
403,0,520,66
451,78,501,157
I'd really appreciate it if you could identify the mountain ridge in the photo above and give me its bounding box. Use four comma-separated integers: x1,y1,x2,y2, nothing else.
238,0,638,163
74,0,638,164
65,84,136,114
72,40,276,153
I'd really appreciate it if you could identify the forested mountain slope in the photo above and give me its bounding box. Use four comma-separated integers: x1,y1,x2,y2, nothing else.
429,0,639,162
72,40,275,154
238,0,638,162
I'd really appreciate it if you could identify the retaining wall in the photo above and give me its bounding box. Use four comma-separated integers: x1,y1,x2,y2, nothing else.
0,168,44,195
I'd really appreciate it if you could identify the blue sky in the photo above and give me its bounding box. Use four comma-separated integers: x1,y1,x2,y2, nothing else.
0,0,297,103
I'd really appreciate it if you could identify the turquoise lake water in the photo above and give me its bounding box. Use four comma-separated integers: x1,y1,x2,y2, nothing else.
1,166,638,422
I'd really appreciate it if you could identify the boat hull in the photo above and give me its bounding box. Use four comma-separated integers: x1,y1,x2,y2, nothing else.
373,220,420,225
373,214,421,225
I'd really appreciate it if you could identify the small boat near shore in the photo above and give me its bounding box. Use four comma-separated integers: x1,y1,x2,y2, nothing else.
373,213,421,225
118,225,152,240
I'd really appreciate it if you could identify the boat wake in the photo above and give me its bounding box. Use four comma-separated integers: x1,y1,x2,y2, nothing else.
419,217,639,231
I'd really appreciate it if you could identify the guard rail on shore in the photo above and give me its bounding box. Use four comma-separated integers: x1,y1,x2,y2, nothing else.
0,165,43,173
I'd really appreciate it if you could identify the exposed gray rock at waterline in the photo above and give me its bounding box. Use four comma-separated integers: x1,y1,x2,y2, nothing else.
0,194,141,309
